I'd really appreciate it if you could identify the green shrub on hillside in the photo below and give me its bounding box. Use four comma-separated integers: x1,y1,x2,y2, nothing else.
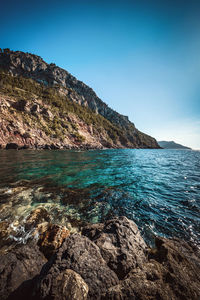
0,70,135,145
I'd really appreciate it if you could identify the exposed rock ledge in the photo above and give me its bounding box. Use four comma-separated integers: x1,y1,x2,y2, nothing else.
0,216,199,300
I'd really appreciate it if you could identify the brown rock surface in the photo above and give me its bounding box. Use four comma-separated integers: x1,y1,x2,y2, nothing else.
37,223,70,259
25,207,50,230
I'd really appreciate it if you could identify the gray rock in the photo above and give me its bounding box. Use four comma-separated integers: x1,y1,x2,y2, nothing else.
41,108,53,119
0,241,46,300
31,104,40,114
50,143,60,149
103,237,200,300
82,216,147,279
0,215,199,300
12,99,28,112
6,143,19,149
44,144,51,150
36,233,119,299
40,269,88,300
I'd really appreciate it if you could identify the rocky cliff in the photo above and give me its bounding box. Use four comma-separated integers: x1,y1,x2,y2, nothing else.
0,49,160,149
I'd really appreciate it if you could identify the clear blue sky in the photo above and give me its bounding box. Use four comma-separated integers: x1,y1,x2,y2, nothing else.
1,0,200,148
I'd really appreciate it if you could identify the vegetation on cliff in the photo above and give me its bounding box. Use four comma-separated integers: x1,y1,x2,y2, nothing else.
0,49,160,149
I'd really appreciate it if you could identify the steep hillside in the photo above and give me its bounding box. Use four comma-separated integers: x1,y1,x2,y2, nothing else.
0,49,160,149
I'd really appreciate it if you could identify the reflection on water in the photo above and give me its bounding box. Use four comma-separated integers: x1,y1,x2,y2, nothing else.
0,149,200,246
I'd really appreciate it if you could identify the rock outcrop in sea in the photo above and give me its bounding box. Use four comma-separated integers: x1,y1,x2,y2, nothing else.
0,215,199,300
0,48,160,149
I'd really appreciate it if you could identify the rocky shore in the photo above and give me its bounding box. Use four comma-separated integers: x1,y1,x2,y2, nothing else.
1,142,105,150
0,211,199,300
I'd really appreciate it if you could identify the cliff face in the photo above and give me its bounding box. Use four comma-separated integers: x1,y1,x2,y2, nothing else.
0,49,160,149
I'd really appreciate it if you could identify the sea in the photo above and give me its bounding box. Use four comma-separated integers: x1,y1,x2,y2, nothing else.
0,149,199,247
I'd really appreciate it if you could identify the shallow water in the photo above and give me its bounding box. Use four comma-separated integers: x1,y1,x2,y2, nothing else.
0,149,199,246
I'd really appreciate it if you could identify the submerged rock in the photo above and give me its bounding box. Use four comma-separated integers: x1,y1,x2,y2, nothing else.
82,216,147,279
0,221,13,249
0,221,10,240
25,207,50,230
25,208,70,258
0,220,26,252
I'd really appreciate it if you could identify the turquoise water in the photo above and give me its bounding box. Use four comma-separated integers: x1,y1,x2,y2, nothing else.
0,149,199,246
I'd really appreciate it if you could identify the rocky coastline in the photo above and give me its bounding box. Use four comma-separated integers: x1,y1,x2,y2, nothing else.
0,50,198,299
0,210,199,300
1,142,105,150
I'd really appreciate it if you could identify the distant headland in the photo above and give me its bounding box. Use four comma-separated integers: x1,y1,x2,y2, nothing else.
158,140,191,149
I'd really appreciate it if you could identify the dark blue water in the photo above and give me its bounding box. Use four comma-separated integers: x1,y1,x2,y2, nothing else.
0,149,199,246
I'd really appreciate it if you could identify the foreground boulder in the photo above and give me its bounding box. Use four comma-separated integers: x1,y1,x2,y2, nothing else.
0,216,200,300
36,233,119,299
103,237,200,300
39,269,88,300
0,241,46,300
82,216,147,279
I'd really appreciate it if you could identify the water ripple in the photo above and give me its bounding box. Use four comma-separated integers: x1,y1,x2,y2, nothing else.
0,149,199,246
